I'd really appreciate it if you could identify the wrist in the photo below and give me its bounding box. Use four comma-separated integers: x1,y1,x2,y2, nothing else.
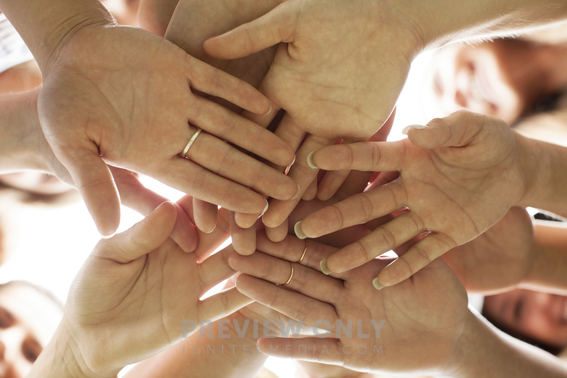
393,0,567,49
29,319,119,378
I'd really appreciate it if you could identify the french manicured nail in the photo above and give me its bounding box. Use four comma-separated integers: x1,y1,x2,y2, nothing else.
261,199,269,216
263,104,272,116
291,183,301,200
401,125,427,135
320,258,332,275
372,277,384,290
287,155,296,170
306,151,318,169
294,221,307,239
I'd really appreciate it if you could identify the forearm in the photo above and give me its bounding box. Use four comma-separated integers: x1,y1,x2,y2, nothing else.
125,311,268,378
28,322,118,378
0,0,113,70
0,89,47,172
449,311,567,378
394,0,567,49
521,222,567,294
518,135,567,219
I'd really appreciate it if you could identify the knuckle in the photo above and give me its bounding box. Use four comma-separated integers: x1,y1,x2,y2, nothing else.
378,227,397,250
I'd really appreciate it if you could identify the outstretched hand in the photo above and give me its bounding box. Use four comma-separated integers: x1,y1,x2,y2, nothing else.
52,202,250,377
39,24,296,236
296,111,535,288
203,0,420,234
230,233,469,376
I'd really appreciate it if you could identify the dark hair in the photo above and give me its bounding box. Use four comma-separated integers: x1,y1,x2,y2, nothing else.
0,280,64,311
482,308,563,356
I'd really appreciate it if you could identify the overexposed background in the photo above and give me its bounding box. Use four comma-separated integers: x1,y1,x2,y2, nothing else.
0,52,434,377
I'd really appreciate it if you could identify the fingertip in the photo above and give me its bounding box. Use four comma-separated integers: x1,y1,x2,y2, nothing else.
306,151,318,169
294,221,307,240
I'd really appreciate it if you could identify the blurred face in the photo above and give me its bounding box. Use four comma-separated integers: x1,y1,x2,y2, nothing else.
424,39,549,125
0,173,73,196
0,283,62,378
484,289,567,348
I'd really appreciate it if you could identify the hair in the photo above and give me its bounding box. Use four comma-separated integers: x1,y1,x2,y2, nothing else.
0,280,64,311
482,308,563,356
0,181,79,207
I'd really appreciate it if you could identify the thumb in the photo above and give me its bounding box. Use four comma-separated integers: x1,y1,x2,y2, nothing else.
203,1,296,60
97,201,177,263
57,147,121,236
403,110,486,149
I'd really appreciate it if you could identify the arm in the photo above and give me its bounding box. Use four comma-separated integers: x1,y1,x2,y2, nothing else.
450,311,567,378
522,221,567,294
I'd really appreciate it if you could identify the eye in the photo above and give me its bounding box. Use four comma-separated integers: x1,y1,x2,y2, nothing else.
0,307,15,329
22,338,42,363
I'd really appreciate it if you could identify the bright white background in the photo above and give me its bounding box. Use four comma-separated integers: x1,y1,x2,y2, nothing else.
0,52,434,377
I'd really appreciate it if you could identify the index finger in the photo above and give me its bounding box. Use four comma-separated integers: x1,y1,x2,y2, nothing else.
310,140,407,172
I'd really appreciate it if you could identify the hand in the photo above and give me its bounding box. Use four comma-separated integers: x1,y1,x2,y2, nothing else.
442,207,535,294
230,234,469,376
203,0,419,232
295,110,535,288
38,24,297,236
56,202,251,376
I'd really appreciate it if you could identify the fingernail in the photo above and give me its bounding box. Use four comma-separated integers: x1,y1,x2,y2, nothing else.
320,258,332,275
291,183,301,200
294,221,307,239
287,155,296,170
401,125,427,135
306,151,317,169
261,199,269,216
263,103,272,116
372,277,384,290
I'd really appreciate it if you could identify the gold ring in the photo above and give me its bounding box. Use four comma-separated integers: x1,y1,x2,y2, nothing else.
283,262,294,286
181,128,202,158
297,241,308,263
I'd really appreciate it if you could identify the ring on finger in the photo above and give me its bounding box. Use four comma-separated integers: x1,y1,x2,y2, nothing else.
181,128,203,159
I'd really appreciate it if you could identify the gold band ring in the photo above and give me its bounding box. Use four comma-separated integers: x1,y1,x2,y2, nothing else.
283,262,294,286
181,128,202,158
297,241,308,263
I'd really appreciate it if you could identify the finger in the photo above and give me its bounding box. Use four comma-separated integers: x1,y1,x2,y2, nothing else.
375,232,458,288
199,244,237,294
333,170,373,200
57,147,120,236
229,250,344,303
263,134,334,228
193,199,218,233
188,57,271,116
265,219,289,243
309,140,406,172
302,178,317,201
203,2,297,60
230,212,257,256
258,337,343,363
189,96,294,167
235,211,263,229
190,205,232,262
236,274,338,326
156,158,265,214
404,110,486,149
316,170,351,201
199,287,253,322
113,167,198,253
297,181,406,239
97,201,177,263
184,130,297,201
325,212,426,274
255,232,338,272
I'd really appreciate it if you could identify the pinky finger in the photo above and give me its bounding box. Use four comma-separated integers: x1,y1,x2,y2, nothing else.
257,337,343,364
199,287,253,322
375,233,456,288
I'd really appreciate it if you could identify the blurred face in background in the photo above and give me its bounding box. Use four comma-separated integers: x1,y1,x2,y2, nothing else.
423,38,567,125
0,283,62,378
0,173,73,197
484,289,567,349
